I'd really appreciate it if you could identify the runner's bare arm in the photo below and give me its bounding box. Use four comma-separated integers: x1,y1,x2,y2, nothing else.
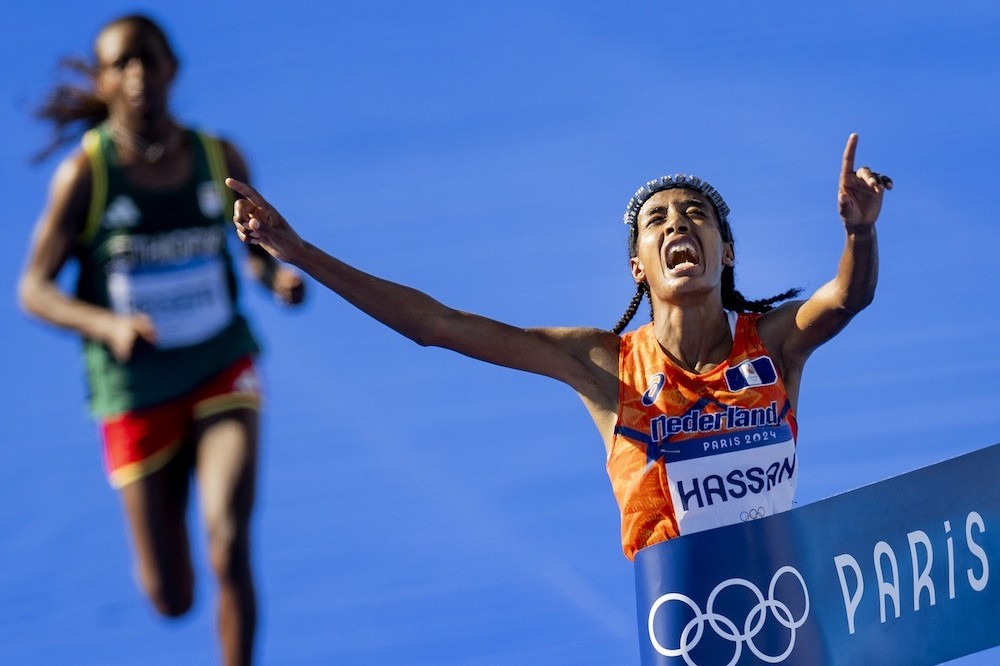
225,177,621,423
18,150,157,360
759,133,890,372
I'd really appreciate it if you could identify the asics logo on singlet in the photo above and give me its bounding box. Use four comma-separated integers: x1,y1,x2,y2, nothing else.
650,402,780,443
102,195,141,229
642,373,666,406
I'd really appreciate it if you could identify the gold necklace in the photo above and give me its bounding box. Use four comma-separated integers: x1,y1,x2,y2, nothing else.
108,121,183,163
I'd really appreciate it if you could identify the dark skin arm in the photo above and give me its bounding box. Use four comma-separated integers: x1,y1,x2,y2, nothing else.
758,133,890,407
225,177,623,452
18,149,158,361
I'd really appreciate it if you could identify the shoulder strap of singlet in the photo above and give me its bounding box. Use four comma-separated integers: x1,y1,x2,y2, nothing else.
197,131,235,215
733,311,771,359
79,128,107,246
727,310,738,338
79,128,235,244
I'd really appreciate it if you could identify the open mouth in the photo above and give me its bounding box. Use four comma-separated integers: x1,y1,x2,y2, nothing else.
665,238,701,270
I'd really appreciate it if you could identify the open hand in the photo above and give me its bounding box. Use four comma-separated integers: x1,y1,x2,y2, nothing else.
838,133,892,230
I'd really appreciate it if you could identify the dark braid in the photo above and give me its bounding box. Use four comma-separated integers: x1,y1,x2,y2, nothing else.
721,266,802,313
612,281,647,335
31,14,178,163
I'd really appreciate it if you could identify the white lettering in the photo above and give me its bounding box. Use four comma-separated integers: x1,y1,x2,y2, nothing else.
907,530,936,611
966,511,989,592
834,554,864,635
945,520,956,600
831,510,991,636
873,541,900,623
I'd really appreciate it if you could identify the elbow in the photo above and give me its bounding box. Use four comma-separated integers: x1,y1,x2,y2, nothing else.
405,311,459,349
841,285,876,316
17,273,60,321
405,330,434,348
407,319,444,348
17,275,42,318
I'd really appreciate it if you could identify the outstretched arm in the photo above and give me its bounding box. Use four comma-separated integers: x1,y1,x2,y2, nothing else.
225,178,621,422
760,133,891,374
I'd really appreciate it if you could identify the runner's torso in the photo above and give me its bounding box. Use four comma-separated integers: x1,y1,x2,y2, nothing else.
74,125,259,416
608,312,798,559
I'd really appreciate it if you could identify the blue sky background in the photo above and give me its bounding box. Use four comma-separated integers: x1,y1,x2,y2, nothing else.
1,1,998,664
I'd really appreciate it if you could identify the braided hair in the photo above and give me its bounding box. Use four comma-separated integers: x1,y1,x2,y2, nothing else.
611,281,648,336
612,175,800,335
31,14,178,162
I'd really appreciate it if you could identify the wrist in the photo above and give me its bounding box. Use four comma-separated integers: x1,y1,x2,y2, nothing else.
843,224,876,239
94,309,122,345
289,240,315,267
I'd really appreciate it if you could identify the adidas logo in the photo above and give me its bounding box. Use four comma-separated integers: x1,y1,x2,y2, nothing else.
103,195,141,229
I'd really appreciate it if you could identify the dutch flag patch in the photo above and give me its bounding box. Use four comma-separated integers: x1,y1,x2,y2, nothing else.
725,356,778,391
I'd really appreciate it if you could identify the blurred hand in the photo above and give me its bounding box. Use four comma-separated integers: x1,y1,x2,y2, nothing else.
106,313,157,362
271,266,305,306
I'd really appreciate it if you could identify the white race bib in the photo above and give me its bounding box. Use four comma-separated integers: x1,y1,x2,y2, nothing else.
664,425,797,535
108,258,233,349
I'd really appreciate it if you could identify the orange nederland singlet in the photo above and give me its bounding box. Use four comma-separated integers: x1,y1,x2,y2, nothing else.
608,312,798,560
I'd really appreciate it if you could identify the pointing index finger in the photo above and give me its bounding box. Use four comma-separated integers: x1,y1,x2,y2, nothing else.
225,177,269,211
841,133,858,181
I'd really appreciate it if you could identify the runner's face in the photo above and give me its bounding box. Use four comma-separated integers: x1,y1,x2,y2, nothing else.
630,188,734,301
94,22,176,124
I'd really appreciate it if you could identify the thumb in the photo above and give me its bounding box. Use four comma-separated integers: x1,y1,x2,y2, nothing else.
133,313,158,344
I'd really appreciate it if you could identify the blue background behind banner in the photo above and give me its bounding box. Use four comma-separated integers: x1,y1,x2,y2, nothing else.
635,444,1000,666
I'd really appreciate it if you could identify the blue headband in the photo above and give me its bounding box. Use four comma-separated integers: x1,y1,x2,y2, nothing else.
623,174,732,241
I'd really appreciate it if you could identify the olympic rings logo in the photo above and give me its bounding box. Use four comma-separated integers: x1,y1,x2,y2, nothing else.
740,507,767,521
647,566,810,666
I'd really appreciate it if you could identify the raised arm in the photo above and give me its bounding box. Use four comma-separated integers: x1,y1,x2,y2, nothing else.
225,177,621,437
759,133,891,382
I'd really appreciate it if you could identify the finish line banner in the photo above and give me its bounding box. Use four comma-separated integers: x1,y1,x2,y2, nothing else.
634,443,1000,666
